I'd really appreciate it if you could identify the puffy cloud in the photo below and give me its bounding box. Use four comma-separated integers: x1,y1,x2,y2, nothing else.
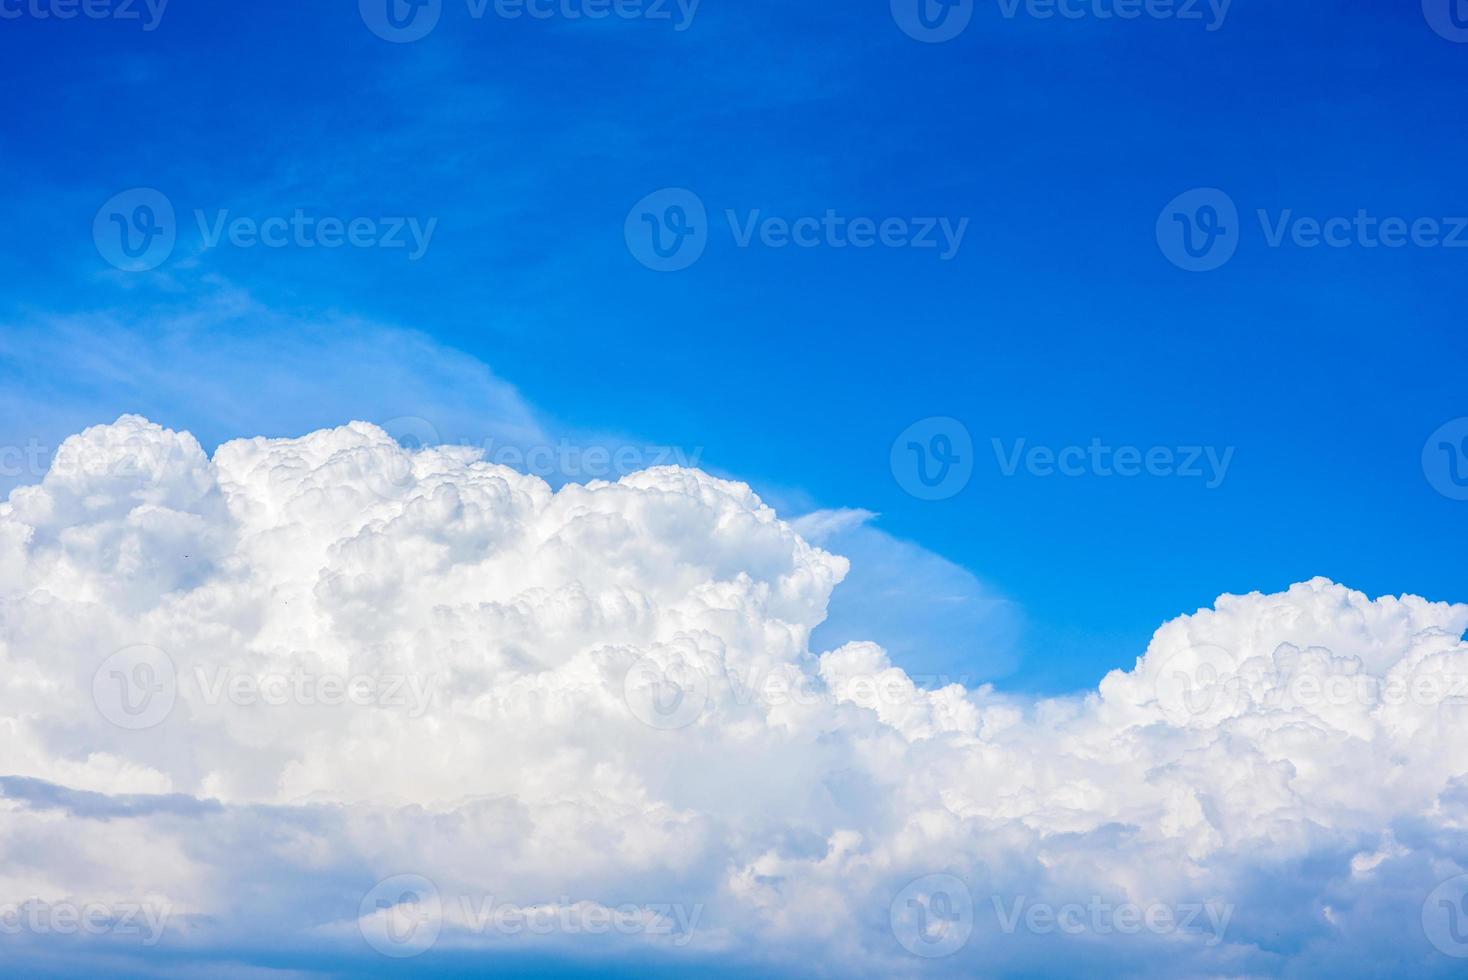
1,416,1467,977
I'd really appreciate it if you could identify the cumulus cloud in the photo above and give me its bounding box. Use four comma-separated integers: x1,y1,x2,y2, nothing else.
2,416,1467,977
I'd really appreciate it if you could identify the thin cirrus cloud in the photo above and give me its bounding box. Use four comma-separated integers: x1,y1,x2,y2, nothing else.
794,507,1024,685
0,410,1466,977
0,285,546,495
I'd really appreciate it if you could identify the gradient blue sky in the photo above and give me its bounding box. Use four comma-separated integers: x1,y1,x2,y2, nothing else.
2,0,1466,694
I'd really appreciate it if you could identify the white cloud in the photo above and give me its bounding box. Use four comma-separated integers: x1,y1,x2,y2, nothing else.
1,416,1466,976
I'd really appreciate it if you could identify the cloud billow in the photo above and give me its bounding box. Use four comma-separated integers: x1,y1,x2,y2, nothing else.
2,415,1467,977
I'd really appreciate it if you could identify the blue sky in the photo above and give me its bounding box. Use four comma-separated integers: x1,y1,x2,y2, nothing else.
3,0,1467,695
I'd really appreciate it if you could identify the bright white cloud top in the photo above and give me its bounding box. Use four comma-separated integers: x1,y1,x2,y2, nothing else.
3,415,1468,977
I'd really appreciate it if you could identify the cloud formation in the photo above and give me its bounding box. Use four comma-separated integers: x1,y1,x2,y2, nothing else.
2,416,1467,977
